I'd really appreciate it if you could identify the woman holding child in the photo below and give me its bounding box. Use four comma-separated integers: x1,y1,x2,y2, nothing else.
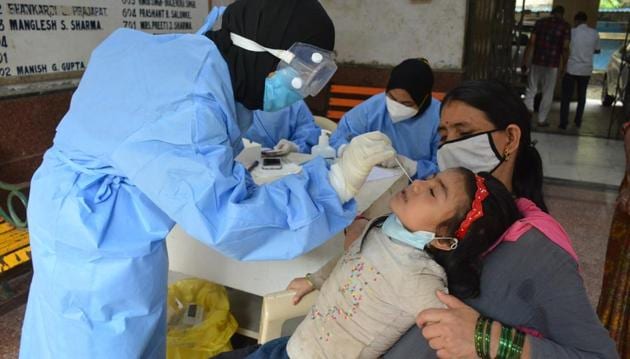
384,80,617,358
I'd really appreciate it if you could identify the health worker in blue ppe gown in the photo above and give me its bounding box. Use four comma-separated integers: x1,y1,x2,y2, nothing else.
19,1,395,357
330,58,441,180
246,100,321,154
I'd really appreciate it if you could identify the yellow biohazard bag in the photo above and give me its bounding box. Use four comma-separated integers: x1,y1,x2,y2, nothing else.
167,278,238,359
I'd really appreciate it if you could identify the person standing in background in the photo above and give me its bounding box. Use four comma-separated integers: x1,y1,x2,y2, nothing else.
522,6,571,127
330,58,441,180
598,121,630,357
559,11,601,129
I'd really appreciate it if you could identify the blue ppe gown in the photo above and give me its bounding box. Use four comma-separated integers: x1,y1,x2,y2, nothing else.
20,27,355,358
245,100,321,153
329,93,441,179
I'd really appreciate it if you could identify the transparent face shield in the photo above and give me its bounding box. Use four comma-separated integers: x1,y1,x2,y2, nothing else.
230,33,337,98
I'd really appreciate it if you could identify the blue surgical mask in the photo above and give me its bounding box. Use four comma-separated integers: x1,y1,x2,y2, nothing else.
382,214,458,250
382,214,436,250
263,68,304,112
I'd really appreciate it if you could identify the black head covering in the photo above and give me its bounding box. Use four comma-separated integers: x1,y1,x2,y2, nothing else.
551,5,565,15
386,58,434,115
205,0,335,110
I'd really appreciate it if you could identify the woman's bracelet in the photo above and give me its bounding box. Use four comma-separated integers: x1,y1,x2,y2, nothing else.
483,316,492,358
474,315,526,359
498,325,526,359
474,316,493,359
304,273,315,288
474,316,488,358
507,329,526,359
498,325,513,358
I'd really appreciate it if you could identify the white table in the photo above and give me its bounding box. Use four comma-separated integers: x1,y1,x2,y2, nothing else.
166,155,407,297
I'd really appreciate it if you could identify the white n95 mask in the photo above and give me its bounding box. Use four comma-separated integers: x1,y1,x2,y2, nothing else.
385,96,418,123
437,131,504,173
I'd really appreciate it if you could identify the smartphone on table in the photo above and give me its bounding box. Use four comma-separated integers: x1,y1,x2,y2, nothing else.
262,157,283,170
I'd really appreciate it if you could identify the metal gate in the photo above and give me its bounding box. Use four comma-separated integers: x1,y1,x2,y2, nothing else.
464,0,518,83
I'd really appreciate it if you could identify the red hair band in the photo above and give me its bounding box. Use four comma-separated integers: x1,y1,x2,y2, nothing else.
454,175,489,241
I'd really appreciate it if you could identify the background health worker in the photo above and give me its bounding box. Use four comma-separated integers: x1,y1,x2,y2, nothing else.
20,1,395,357
245,100,321,154
330,58,441,179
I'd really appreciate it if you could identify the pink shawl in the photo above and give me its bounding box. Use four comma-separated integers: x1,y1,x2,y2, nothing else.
488,198,578,262
487,198,579,338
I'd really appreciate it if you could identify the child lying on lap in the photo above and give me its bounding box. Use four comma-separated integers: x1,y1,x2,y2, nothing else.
249,168,520,359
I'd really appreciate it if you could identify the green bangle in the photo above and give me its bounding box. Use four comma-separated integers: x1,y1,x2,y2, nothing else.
497,325,513,359
474,316,486,358
508,330,525,359
505,328,517,359
483,318,493,359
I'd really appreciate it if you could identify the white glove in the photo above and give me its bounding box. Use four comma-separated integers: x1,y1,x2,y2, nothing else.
273,139,299,155
379,154,418,177
328,131,396,202
337,144,348,158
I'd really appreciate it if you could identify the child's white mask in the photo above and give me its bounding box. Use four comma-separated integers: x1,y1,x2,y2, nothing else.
382,214,457,250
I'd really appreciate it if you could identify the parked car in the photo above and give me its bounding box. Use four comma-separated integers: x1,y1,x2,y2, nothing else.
602,42,629,116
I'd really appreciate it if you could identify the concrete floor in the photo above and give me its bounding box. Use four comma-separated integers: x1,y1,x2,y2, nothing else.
531,73,628,139
534,132,625,186
0,304,23,359
529,72,626,187
532,98,626,139
544,181,618,307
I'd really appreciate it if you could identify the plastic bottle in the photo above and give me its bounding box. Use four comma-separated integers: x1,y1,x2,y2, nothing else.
311,130,336,165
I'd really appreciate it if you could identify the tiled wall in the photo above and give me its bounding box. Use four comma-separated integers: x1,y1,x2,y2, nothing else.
0,90,73,184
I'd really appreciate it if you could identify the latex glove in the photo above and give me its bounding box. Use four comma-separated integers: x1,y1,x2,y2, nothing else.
273,139,299,155
328,131,396,202
337,144,348,158
379,154,418,177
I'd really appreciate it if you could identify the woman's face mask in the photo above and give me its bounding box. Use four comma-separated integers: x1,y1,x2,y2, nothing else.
437,131,504,173
263,69,303,112
230,33,337,112
385,96,418,123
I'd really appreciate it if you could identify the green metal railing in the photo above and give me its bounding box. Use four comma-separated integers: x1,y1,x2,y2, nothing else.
0,181,29,228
